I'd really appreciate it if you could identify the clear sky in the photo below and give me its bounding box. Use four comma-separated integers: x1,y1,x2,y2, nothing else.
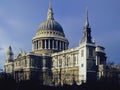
0,0,120,69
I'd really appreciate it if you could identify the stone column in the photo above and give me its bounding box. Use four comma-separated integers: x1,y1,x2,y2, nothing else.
62,42,64,50
38,41,40,50
36,41,37,50
34,42,36,50
65,43,67,50
56,40,58,50
59,41,61,50
64,42,65,50
46,40,48,49
63,42,65,50
34,41,35,50
48,39,50,49
45,39,46,49
40,40,42,49
32,42,34,51
52,40,54,49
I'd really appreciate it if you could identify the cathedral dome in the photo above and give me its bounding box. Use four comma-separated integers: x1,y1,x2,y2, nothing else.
32,3,69,54
38,19,64,33
37,3,64,34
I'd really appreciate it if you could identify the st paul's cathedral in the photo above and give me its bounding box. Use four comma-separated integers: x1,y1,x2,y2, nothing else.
4,3,107,86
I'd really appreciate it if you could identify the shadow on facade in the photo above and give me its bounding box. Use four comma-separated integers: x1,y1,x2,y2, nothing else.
0,72,120,90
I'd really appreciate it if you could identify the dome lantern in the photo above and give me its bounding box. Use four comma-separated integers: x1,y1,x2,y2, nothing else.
47,2,54,20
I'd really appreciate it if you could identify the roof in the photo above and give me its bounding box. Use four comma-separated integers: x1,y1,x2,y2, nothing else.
37,3,64,34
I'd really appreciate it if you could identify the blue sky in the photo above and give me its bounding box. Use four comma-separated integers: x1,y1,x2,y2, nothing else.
0,0,120,69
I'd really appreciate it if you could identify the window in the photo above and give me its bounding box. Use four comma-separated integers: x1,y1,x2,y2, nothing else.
59,59,62,67
89,48,93,57
73,56,76,66
81,64,84,67
81,50,84,57
66,57,70,66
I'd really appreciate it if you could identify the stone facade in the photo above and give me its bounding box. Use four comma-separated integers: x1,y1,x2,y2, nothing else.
4,3,107,86
52,47,79,85
14,52,43,82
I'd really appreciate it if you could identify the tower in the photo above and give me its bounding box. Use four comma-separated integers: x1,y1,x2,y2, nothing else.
81,9,92,43
79,9,96,83
96,46,107,79
4,46,14,74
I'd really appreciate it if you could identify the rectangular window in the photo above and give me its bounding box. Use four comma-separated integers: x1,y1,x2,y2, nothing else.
59,59,62,67
81,64,84,67
89,48,93,57
73,56,76,66
81,50,84,57
66,57,70,66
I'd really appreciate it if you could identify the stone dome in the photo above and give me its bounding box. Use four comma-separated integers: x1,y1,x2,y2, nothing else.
38,19,64,33
37,3,64,34
32,3,69,54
